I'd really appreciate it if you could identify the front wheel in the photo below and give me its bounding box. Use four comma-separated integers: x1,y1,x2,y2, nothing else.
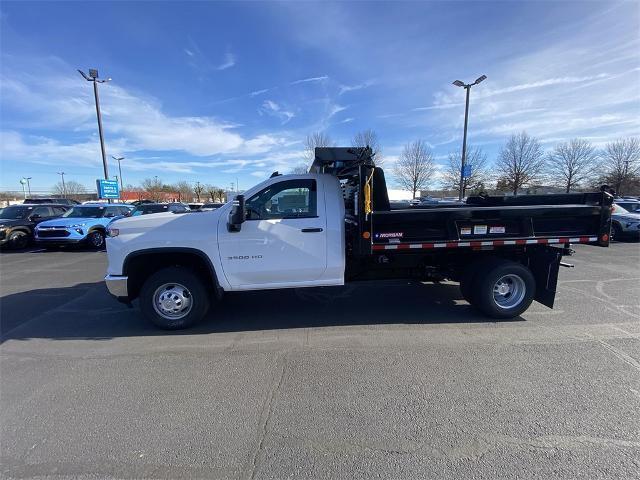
86,230,105,249
471,260,535,319
8,230,29,249
139,267,210,330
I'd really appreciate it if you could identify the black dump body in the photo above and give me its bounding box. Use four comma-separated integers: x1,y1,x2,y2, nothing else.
310,147,612,254
312,147,613,308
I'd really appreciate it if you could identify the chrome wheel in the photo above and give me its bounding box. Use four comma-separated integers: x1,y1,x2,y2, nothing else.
492,274,526,309
152,283,193,320
88,231,104,248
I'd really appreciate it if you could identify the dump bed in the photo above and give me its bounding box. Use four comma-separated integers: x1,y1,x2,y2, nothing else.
358,167,613,255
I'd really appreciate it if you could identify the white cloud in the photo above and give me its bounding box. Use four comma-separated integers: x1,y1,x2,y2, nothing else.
290,75,328,85
217,52,236,71
259,99,295,124
340,117,354,124
338,80,375,95
0,64,290,159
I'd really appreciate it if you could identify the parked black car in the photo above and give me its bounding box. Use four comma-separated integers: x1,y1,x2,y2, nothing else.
0,204,69,249
132,203,190,216
24,198,80,206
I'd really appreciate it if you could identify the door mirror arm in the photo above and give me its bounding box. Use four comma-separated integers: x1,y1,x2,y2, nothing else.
227,195,246,232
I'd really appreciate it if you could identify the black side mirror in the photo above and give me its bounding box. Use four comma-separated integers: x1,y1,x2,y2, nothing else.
228,195,245,232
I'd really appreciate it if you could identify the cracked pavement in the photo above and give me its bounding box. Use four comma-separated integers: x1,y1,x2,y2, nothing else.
1,243,639,479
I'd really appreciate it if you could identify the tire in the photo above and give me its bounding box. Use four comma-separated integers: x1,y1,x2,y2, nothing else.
611,223,623,242
8,230,29,249
139,267,210,330
86,230,105,249
471,259,535,319
459,257,498,304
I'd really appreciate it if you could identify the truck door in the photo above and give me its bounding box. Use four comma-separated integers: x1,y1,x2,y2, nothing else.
218,178,328,288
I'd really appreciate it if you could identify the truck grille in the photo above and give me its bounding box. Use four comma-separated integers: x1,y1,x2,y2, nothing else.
38,229,70,238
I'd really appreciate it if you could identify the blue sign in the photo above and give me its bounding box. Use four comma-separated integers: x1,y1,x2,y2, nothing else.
462,164,472,178
96,179,120,199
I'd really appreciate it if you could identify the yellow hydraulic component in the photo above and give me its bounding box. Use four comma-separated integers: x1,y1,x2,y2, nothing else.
364,169,375,218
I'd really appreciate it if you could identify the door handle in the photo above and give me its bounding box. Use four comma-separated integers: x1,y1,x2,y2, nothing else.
301,227,323,233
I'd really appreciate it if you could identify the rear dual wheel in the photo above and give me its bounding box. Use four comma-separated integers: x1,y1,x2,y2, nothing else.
459,259,535,319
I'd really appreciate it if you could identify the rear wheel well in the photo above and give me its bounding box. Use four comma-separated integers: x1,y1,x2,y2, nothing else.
124,250,217,301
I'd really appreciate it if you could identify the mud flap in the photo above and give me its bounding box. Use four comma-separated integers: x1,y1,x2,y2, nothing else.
529,247,562,308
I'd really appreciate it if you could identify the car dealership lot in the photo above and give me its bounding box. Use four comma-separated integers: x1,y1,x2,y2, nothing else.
1,243,639,479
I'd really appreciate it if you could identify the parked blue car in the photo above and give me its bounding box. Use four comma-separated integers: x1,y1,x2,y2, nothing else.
35,203,133,249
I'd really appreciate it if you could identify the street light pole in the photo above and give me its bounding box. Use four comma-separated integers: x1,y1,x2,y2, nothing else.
452,75,486,201
57,172,66,198
79,68,112,202
25,177,32,196
112,156,125,192
19,179,27,200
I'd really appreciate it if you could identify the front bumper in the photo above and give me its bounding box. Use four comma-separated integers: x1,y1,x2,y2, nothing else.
105,274,129,301
35,227,88,244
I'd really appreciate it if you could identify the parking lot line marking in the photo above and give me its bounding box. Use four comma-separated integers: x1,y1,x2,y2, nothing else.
598,340,640,372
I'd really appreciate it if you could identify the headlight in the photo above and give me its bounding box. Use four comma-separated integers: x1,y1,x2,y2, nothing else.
0,225,6,231
106,227,119,237
70,223,87,228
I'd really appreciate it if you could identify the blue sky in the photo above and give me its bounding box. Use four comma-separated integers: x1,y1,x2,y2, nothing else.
1,1,639,193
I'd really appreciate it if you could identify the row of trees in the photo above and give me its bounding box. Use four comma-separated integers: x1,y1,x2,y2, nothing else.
306,129,639,198
136,178,227,202
48,178,228,202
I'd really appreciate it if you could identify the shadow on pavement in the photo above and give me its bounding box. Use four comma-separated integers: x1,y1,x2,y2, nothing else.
1,280,522,342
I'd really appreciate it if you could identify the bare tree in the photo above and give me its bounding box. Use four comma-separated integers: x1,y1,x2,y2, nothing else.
442,146,490,195
352,129,384,166
214,188,227,202
600,137,640,195
304,131,334,161
393,140,435,198
52,180,86,199
545,138,598,193
495,132,546,195
141,177,163,201
205,184,226,202
172,181,194,202
290,165,309,174
193,181,205,202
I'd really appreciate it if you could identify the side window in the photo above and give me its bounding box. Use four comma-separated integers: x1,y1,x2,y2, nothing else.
32,207,51,218
246,180,317,220
53,207,66,215
105,207,119,218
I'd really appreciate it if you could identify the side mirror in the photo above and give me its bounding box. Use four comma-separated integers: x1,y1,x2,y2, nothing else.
30,214,41,221
228,194,245,232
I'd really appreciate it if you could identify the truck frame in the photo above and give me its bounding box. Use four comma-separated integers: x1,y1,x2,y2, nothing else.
105,147,613,329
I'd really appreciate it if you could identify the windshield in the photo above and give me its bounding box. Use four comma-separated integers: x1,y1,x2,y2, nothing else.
62,206,105,218
134,205,168,215
0,206,32,220
616,202,640,213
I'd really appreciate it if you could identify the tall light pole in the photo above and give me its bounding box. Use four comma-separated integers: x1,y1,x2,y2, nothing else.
452,74,486,201
25,177,32,196
78,68,111,181
19,179,27,200
57,172,66,198
112,156,125,191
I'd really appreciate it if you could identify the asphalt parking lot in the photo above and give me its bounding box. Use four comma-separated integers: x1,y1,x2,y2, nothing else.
1,243,639,479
